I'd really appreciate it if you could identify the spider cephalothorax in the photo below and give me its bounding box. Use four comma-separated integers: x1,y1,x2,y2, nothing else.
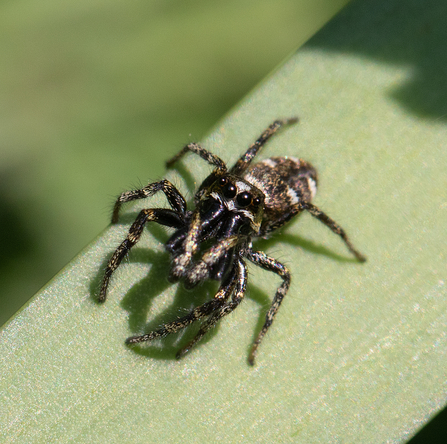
99,118,365,365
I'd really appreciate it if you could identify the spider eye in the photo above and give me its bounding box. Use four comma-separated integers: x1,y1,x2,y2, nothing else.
218,177,227,186
252,197,261,206
223,182,237,198
237,191,252,207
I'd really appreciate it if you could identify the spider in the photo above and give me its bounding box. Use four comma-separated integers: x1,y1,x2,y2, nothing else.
99,118,366,365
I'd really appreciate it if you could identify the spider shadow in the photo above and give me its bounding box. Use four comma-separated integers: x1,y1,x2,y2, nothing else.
90,223,224,361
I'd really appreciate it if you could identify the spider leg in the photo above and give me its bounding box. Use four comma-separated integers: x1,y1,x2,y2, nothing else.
230,117,298,175
176,258,248,359
259,204,304,236
169,210,202,281
99,208,183,302
246,250,291,366
125,299,223,344
301,202,366,262
112,179,187,224
183,235,239,288
166,142,227,173
125,260,244,345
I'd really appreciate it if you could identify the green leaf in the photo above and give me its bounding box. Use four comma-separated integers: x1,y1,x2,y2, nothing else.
2,0,447,442
0,0,351,327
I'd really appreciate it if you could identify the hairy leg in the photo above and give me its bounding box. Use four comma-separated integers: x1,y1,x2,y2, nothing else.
125,260,246,347
230,118,298,175
175,260,244,358
166,142,227,173
182,235,240,288
99,208,183,302
302,202,366,262
247,250,290,365
112,179,187,224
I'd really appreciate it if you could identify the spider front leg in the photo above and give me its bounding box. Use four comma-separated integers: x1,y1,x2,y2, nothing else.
247,250,291,366
176,258,247,359
125,259,246,350
111,179,187,224
181,235,240,288
169,210,202,282
230,117,298,175
166,142,227,172
99,208,184,302
125,298,223,344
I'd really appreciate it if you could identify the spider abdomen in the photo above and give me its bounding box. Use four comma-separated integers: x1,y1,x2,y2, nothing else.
243,157,317,234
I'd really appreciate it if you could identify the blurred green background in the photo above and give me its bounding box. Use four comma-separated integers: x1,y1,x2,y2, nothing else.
0,0,349,326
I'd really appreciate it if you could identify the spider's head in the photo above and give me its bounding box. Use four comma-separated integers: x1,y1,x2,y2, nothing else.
197,173,265,236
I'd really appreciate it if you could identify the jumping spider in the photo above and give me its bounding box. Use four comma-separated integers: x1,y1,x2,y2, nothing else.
99,118,366,365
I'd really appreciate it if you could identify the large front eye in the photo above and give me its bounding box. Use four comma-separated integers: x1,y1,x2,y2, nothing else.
237,191,252,207
222,182,236,198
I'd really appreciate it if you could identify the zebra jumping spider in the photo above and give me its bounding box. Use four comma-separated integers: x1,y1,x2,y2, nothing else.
99,118,366,365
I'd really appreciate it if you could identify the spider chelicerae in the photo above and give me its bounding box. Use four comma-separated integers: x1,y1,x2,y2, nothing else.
99,118,366,365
